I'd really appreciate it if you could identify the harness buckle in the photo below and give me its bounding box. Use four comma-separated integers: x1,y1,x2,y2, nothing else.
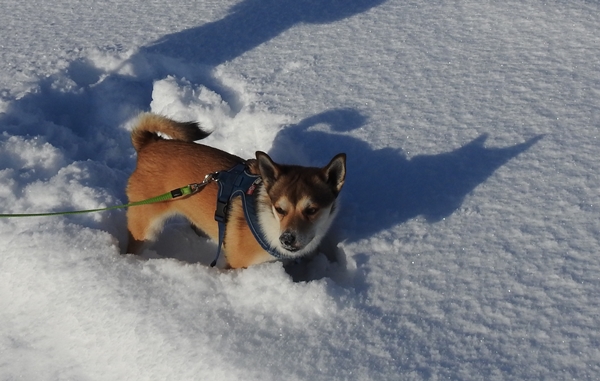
214,200,228,222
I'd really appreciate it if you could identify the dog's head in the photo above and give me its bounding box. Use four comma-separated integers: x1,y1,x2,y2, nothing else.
255,151,346,257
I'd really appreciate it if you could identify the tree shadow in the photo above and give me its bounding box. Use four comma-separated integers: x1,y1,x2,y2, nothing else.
137,0,388,112
0,0,387,165
269,108,543,243
142,0,387,67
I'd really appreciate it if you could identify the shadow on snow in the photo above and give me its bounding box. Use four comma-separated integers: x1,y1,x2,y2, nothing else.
274,109,542,282
0,0,387,165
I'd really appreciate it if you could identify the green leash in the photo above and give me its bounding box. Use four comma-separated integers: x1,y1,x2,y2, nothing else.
0,174,216,218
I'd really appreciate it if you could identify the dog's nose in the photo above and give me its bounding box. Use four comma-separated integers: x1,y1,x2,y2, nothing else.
279,232,296,248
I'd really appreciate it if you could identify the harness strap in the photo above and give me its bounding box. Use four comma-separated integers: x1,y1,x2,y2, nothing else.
211,163,249,267
210,162,294,267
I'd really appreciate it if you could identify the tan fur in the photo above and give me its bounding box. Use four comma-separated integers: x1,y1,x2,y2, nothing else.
126,113,264,268
126,113,345,269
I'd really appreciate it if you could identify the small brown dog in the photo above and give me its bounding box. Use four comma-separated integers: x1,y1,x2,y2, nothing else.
126,113,346,268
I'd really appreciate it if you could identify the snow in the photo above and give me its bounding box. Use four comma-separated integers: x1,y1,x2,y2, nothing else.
1,0,600,379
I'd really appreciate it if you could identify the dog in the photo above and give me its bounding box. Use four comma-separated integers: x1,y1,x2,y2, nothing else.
126,113,346,268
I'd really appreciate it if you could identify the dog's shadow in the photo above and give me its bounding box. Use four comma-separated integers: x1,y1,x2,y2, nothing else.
270,108,542,238
269,108,542,282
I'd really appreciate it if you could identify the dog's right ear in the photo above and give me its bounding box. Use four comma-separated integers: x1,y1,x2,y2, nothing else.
323,153,347,195
256,151,281,188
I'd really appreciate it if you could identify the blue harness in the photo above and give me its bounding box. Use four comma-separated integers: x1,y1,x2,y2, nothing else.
210,163,288,267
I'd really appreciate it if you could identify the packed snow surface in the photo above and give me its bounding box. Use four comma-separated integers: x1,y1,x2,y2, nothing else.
1,0,600,380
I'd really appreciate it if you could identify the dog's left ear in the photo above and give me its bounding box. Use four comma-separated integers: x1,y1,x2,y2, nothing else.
322,153,346,195
256,151,281,187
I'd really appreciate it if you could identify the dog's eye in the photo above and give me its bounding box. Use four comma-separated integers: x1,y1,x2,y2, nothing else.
304,207,318,216
275,207,287,216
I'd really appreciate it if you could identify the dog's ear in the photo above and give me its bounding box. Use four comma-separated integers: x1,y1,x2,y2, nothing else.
322,153,346,195
256,151,281,187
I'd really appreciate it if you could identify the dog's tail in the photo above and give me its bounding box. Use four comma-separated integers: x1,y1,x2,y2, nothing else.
131,113,211,152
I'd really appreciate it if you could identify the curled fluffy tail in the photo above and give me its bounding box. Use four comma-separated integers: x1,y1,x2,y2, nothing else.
131,113,211,152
